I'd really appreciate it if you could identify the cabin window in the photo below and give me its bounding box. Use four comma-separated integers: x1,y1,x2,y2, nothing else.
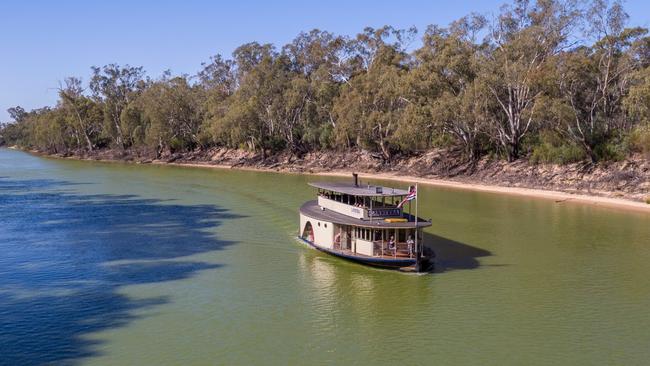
318,222,321,227
363,228,369,241
324,223,327,228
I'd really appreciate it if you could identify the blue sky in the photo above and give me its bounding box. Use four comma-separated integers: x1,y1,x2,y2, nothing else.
1,0,648,122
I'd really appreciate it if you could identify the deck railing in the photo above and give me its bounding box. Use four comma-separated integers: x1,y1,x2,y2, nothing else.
317,196,402,220
372,241,414,258
318,196,366,219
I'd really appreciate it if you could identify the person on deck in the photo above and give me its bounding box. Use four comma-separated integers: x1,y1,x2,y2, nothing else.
407,235,415,257
388,235,396,255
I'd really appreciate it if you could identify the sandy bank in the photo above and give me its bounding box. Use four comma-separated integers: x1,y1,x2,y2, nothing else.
12,147,650,214
161,161,650,214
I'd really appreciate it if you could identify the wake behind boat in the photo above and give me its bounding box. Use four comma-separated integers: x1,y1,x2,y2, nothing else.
298,174,434,272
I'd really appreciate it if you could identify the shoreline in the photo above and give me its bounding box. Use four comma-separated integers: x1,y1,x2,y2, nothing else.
9,148,650,214
161,162,650,214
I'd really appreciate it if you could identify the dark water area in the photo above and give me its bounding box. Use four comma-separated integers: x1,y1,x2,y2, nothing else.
1,148,649,365
0,176,242,365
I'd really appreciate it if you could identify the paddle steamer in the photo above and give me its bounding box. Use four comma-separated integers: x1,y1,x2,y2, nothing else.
299,174,434,272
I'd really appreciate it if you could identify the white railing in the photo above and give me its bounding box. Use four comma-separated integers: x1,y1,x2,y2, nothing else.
317,196,403,219
318,196,366,219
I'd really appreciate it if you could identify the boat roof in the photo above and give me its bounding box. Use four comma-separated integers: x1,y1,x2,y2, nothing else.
300,200,431,229
308,182,409,197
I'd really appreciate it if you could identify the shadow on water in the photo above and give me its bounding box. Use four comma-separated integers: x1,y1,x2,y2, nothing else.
424,232,494,273
0,177,243,366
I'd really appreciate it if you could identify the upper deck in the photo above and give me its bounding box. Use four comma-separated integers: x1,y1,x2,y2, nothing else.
308,182,409,197
307,176,421,221
300,200,431,229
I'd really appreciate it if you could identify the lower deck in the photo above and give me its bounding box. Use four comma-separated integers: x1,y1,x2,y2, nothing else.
299,210,430,266
298,237,416,269
331,239,417,259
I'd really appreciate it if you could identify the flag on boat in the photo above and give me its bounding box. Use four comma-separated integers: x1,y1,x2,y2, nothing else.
397,185,417,208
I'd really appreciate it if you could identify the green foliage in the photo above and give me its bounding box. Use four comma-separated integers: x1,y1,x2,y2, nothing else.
530,132,586,164
593,140,628,162
629,125,650,157
4,0,650,165
625,67,650,125
139,76,203,154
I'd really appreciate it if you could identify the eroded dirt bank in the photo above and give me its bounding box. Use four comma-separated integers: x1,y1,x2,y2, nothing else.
35,147,650,205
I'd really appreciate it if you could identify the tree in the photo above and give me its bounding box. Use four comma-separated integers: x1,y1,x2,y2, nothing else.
554,1,648,160
58,77,103,151
404,15,489,159
231,42,275,85
482,0,579,161
7,106,27,123
280,30,347,150
333,27,413,159
138,76,203,156
625,65,650,125
5,0,650,165
89,64,146,148
198,54,236,94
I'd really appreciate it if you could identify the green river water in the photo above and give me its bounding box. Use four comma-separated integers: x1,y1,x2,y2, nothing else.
1,148,649,365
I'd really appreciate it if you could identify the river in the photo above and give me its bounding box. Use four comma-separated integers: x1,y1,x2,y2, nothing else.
1,148,649,365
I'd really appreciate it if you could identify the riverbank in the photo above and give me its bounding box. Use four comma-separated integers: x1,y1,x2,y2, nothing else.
21,146,650,213
163,162,650,214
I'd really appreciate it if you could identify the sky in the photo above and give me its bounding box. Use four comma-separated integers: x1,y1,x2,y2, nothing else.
1,0,649,122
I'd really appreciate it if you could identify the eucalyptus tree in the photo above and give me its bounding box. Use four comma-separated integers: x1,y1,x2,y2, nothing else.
332,27,415,159
555,0,648,160
231,42,275,86
402,15,490,159
482,0,579,161
206,43,284,152
7,106,27,123
281,30,347,150
57,77,103,151
198,54,237,94
138,76,203,156
624,65,650,155
24,108,67,152
2,107,30,147
197,54,238,147
625,65,650,125
89,64,146,148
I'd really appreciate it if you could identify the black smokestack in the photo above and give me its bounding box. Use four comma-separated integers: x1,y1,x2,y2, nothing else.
353,173,359,187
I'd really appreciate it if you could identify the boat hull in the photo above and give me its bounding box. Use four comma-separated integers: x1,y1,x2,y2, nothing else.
298,237,419,269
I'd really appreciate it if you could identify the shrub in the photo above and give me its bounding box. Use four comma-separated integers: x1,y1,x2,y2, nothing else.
169,137,189,152
629,125,650,158
593,140,627,162
530,132,586,164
